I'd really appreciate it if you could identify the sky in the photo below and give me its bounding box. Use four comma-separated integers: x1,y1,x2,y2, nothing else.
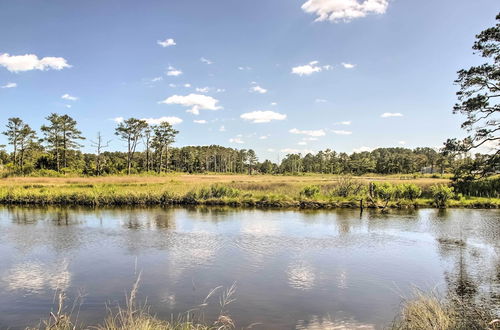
0,0,499,161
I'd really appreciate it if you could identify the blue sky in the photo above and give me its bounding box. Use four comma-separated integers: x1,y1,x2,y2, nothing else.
0,0,499,160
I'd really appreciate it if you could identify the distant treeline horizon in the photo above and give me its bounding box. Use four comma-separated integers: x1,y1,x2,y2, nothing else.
0,114,488,176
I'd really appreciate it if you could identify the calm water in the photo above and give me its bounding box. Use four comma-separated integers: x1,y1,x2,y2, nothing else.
0,207,498,329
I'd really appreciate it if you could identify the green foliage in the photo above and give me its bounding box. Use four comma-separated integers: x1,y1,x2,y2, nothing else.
372,182,395,201
198,184,240,199
453,175,500,198
299,185,320,198
329,176,364,197
431,184,455,208
401,184,422,201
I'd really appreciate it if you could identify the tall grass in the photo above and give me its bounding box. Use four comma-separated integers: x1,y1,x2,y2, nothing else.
392,289,498,330
0,175,497,209
29,276,236,330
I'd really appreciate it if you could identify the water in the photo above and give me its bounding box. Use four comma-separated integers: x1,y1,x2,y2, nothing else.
0,206,498,329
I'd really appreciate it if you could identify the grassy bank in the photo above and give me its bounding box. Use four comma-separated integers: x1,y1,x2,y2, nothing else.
28,285,499,330
0,174,498,209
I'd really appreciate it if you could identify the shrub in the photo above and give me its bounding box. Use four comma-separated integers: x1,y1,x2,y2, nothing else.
198,184,240,199
372,182,395,201
401,184,422,201
300,185,320,198
431,184,454,208
330,176,364,197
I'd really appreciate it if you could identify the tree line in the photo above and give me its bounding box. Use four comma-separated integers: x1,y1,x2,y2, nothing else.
0,113,481,176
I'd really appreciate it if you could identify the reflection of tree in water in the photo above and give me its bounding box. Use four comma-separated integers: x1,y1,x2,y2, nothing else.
434,210,500,318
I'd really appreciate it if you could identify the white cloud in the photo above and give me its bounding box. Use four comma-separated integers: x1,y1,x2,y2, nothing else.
301,0,389,23
229,137,244,144
281,148,314,154
194,119,207,124
215,88,225,93
151,76,163,82
270,102,278,106
157,38,176,48
219,125,226,132
267,148,275,152
1,82,17,88
142,116,183,125
332,130,352,135
352,146,374,153
292,61,332,76
398,140,406,145
380,112,403,118
334,120,351,125
196,87,210,93
0,53,71,72
241,110,287,123
289,128,326,137
184,83,191,88
238,66,252,71
159,93,222,115
200,57,213,64
250,85,267,94
65,104,72,109
341,62,356,69
113,117,124,123
61,93,78,101
315,98,327,103
298,141,307,146
303,137,318,141
166,66,182,76
259,135,269,140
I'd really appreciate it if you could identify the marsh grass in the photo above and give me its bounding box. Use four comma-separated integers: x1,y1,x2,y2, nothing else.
392,289,498,330
30,275,236,330
0,174,497,209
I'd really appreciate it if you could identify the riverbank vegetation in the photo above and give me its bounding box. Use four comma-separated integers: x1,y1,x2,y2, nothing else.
0,174,497,208
392,290,499,330
29,284,499,330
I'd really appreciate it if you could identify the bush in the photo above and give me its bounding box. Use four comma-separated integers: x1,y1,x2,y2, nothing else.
401,184,422,201
300,185,320,198
330,176,364,197
372,182,395,201
431,184,454,208
198,184,240,199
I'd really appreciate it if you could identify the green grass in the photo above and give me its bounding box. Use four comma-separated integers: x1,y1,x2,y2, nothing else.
0,174,497,209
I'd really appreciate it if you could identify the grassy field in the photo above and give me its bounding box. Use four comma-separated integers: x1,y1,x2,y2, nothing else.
0,173,497,208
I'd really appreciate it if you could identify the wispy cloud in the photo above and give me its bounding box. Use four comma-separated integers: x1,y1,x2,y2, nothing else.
341,62,356,69
0,53,71,72
200,57,213,64
1,82,17,88
61,93,78,101
142,116,183,125
193,119,207,124
380,112,403,118
166,66,182,76
332,130,352,135
240,111,287,123
289,128,326,137
157,38,176,47
250,85,268,94
229,137,244,144
334,120,351,125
